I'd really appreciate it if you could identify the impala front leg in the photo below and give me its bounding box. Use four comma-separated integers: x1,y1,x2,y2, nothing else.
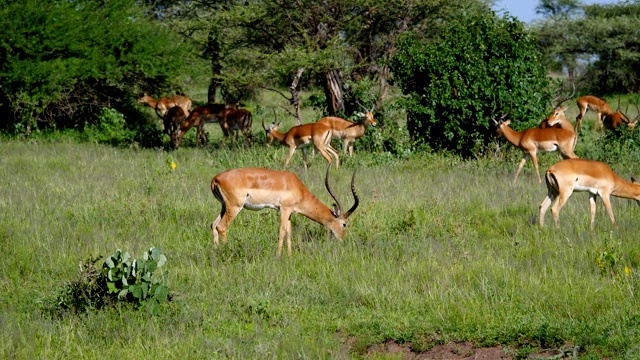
277,209,293,257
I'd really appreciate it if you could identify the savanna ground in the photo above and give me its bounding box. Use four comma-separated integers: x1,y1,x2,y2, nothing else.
2,101,640,359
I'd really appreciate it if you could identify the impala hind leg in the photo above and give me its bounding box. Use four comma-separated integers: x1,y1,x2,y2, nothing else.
550,189,574,227
212,205,242,246
513,154,530,183
539,193,557,227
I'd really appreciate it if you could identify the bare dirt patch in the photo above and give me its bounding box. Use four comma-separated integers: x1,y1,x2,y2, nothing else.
366,340,513,359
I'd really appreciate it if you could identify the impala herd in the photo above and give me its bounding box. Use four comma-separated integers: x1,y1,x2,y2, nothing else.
137,91,640,256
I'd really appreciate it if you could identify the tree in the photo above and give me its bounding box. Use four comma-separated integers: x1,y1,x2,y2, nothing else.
167,0,493,122
390,13,551,157
578,2,640,93
0,0,205,135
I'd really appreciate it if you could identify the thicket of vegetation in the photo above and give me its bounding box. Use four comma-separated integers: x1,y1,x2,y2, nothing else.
391,13,551,156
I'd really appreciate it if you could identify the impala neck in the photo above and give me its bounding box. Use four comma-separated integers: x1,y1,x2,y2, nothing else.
612,176,640,201
344,123,366,137
269,129,287,144
144,97,158,108
296,192,338,226
498,123,524,146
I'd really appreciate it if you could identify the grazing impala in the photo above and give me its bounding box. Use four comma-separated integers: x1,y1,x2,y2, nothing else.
494,115,578,183
210,162,359,257
602,109,637,130
162,106,187,136
539,158,640,229
171,103,228,148
575,95,618,132
263,119,339,169
317,111,377,156
137,93,192,117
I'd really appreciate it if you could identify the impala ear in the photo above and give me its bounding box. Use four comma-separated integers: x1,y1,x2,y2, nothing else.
331,204,341,217
354,112,365,118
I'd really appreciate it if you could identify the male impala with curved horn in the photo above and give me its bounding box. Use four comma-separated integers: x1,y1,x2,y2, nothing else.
494,115,578,183
540,85,576,132
263,117,339,170
539,158,640,229
137,93,192,117
210,162,359,257
317,111,377,156
539,105,575,132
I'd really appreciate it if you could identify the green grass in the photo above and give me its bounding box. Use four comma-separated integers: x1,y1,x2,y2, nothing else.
2,136,640,359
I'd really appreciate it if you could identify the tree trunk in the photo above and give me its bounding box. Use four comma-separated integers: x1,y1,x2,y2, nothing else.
206,28,223,104
289,67,305,125
324,70,345,116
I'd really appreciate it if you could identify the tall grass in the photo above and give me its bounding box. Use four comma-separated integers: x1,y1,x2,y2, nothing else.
2,131,640,359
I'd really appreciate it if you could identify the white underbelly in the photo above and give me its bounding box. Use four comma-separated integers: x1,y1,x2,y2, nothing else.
573,184,598,194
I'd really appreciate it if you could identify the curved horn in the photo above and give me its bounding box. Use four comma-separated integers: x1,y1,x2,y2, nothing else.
552,82,576,107
324,161,344,216
262,118,268,131
344,169,359,219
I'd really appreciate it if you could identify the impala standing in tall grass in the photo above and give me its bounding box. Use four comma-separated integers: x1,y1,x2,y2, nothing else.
263,117,339,170
493,114,578,183
317,111,377,156
539,158,640,229
210,162,359,257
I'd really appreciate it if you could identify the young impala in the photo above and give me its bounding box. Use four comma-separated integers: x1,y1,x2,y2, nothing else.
262,119,339,170
317,111,377,156
210,162,359,257
539,158,640,229
494,115,578,183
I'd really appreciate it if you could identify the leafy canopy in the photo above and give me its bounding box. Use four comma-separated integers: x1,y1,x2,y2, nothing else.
390,13,551,157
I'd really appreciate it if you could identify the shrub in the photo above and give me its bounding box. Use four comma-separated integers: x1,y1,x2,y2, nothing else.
390,13,551,157
41,247,170,317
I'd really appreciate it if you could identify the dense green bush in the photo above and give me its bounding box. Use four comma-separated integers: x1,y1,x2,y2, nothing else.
0,0,204,136
390,13,552,157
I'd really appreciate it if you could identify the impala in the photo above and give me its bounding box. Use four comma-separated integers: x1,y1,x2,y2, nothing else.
210,162,359,257
317,111,377,156
171,103,228,148
217,108,253,146
575,95,617,132
539,105,575,132
602,109,637,130
539,86,576,131
262,119,339,170
494,116,578,183
539,158,640,229
137,93,192,117
162,106,187,136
